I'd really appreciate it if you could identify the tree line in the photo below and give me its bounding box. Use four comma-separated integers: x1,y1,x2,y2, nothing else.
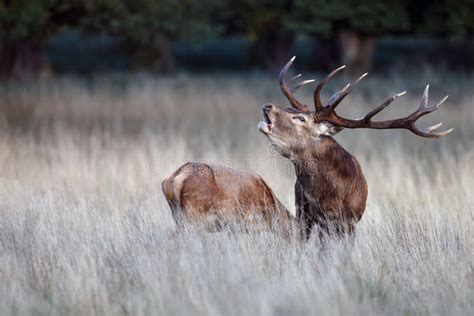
1,0,473,78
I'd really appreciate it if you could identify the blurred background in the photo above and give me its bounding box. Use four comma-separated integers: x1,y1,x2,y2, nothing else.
1,0,473,79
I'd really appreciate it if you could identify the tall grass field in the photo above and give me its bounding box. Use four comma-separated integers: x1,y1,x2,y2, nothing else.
0,70,472,315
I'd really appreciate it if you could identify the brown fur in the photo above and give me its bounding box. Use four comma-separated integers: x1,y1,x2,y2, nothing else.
162,162,291,232
259,104,368,240
293,136,367,240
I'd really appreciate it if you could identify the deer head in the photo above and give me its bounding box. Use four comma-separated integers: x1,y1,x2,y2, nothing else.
258,56,453,159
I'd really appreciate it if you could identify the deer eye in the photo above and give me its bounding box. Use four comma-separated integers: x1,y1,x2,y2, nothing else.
293,116,306,122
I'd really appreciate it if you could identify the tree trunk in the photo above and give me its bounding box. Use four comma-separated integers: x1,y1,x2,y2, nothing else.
338,30,377,74
0,39,51,80
248,32,295,71
356,35,377,73
130,33,174,74
0,42,16,79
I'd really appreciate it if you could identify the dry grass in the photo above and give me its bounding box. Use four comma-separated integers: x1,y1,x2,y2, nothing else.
0,70,473,315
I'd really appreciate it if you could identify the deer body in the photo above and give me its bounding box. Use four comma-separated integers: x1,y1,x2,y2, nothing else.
162,162,291,231
293,136,367,239
260,105,368,239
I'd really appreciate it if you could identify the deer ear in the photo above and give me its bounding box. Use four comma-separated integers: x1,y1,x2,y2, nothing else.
329,125,344,135
312,122,342,137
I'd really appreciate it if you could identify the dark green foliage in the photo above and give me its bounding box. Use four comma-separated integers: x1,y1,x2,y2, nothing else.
88,0,217,43
291,0,343,37
0,0,473,77
347,0,410,34
0,0,85,41
0,0,87,77
0,0,55,41
215,0,295,38
419,0,474,37
84,0,220,72
290,0,410,37
212,1,299,69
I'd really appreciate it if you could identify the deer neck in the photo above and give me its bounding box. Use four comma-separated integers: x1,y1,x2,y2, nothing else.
292,136,354,190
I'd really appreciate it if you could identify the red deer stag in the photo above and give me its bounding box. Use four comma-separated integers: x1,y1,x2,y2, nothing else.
258,56,452,240
162,162,291,233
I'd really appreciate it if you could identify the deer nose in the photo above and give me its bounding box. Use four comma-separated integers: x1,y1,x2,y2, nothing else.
262,104,273,113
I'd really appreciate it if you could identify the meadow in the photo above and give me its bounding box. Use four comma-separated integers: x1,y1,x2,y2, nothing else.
0,69,472,315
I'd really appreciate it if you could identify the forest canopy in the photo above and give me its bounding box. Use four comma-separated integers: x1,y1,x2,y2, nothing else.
0,0,473,78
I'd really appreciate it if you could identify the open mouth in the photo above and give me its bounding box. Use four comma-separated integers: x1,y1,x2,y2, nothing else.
258,110,273,134
263,110,272,125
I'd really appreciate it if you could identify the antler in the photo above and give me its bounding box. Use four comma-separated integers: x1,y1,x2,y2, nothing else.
313,69,453,139
279,56,315,112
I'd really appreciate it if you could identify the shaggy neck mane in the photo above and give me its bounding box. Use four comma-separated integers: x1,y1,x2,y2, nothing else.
292,136,356,180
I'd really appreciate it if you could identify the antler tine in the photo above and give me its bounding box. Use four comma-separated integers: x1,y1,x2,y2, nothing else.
410,126,453,138
314,65,346,112
407,88,452,138
279,56,309,111
419,84,429,109
325,73,368,112
412,122,451,138
291,79,316,94
424,122,443,133
326,83,350,105
362,91,406,121
288,72,315,94
433,128,454,137
289,73,302,83
411,86,449,118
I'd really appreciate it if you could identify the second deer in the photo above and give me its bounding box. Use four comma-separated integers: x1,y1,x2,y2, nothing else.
162,162,291,233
